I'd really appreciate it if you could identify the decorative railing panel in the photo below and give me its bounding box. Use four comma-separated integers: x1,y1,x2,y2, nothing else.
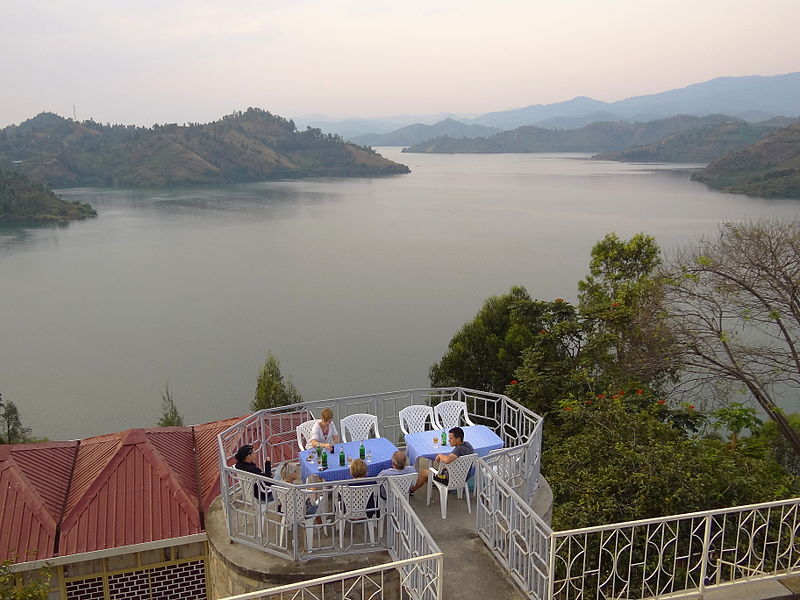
550,498,800,600
476,454,552,600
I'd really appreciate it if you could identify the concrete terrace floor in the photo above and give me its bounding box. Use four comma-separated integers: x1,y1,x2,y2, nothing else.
407,488,527,600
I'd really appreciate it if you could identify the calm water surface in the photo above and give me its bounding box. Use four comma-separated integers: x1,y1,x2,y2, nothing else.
2,149,799,439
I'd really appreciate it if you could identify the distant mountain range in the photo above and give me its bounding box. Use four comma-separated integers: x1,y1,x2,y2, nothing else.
351,118,501,147
595,120,787,163
692,123,800,198
403,115,740,154
304,72,800,141
0,109,409,188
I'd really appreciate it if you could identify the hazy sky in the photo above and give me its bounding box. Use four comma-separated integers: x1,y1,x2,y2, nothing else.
1,0,798,127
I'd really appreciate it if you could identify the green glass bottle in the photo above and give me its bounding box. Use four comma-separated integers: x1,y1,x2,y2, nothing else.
441,430,447,446
339,447,346,467
359,441,365,460
321,449,328,468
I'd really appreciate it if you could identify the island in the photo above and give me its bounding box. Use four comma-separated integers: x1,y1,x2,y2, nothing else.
0,166,97,222
0,108,410,188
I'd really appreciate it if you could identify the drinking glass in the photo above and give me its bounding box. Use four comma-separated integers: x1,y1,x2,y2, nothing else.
433,436,439,448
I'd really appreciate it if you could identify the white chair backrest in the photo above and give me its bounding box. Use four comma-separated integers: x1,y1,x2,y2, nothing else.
434,400,474,429
387,472,417,497
296,419,317,451
234,469,269,505
339,483,380,519
340,414,380,442
272,485,306,521
442,454,477,490
398,405,435,435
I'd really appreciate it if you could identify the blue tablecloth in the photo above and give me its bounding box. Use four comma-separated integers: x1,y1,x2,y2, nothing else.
404,425,504,465
299,437,398,482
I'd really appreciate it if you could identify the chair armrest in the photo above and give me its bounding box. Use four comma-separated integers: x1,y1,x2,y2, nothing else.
429,466,440,478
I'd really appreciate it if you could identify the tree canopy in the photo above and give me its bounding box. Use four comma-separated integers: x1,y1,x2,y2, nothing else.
252,352,303,411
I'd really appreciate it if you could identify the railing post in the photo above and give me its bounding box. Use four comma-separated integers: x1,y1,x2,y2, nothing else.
436,553,444,600
547,531,556,600
697,513,713,598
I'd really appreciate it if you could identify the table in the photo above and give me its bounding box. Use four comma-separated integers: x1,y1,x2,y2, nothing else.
299,437,398,482
404,425,504,465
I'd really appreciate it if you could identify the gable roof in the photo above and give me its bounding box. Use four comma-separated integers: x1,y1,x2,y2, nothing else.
0,442,78,561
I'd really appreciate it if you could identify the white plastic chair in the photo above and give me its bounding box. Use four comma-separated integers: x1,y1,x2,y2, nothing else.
379,472,418,537
426,453,477,519
399,405,436,435
233,470,273,538
433,400,476,430
388,472,418,497
296,419,317,451
340,413,380,442
273,485,316,551
337,483,381,547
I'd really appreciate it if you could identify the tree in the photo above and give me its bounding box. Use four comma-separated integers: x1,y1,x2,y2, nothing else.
429,286,559,393
157,384,184,427
252,352,302,411
0,393,32,445
0,560,49,599
663,221,800,456
546,398,798,529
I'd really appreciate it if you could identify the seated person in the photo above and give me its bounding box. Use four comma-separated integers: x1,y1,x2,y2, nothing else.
409,427,474,494
346,458,378,518
307,407,341,451
279,461,320,516
234,443,273,502
377,450,416,499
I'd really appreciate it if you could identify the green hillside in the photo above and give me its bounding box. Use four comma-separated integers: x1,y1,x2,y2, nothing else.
403,115,737,154
691,123,800,198
595,122,776,163
0,166,96,222
0,108,409,188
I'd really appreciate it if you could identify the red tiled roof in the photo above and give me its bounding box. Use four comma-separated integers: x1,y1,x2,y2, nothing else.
1,411,318,562
194,416,243,513
0,442,78,561
59,428,202,554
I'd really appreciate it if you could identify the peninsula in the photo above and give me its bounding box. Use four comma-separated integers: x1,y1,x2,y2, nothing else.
0,109,409,188
0,166,96,222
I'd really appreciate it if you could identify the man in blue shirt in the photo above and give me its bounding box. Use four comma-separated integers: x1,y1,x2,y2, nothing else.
409,427,474,494
377,450,416,477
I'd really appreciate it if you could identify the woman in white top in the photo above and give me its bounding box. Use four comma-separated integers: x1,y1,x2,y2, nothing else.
308,407,340,451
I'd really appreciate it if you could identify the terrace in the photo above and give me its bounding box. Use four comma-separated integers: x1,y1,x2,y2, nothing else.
214,388,800,600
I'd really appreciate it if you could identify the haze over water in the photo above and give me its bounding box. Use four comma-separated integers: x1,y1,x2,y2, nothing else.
2,148,799,440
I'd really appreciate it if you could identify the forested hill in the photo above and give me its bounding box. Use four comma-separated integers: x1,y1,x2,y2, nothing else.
691,123,800,199
0,166,96,222
0,109,410,188
594,121,782,163
402,115,738,154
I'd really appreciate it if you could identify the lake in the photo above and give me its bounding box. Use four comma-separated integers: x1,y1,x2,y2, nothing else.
2,148,799,440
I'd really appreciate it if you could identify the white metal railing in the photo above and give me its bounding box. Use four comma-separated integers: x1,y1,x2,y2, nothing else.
218,554,443,600
476,453,553,600
549,497,800,600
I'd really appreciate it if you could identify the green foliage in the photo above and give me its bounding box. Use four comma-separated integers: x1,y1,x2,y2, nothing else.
744,414,800,476
0,165,96,222
546,399,798,529
157,384,184,427
0,560,50,599
252,352,303,411
712,402,761,447
0,393,33,445
429,287,573,393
